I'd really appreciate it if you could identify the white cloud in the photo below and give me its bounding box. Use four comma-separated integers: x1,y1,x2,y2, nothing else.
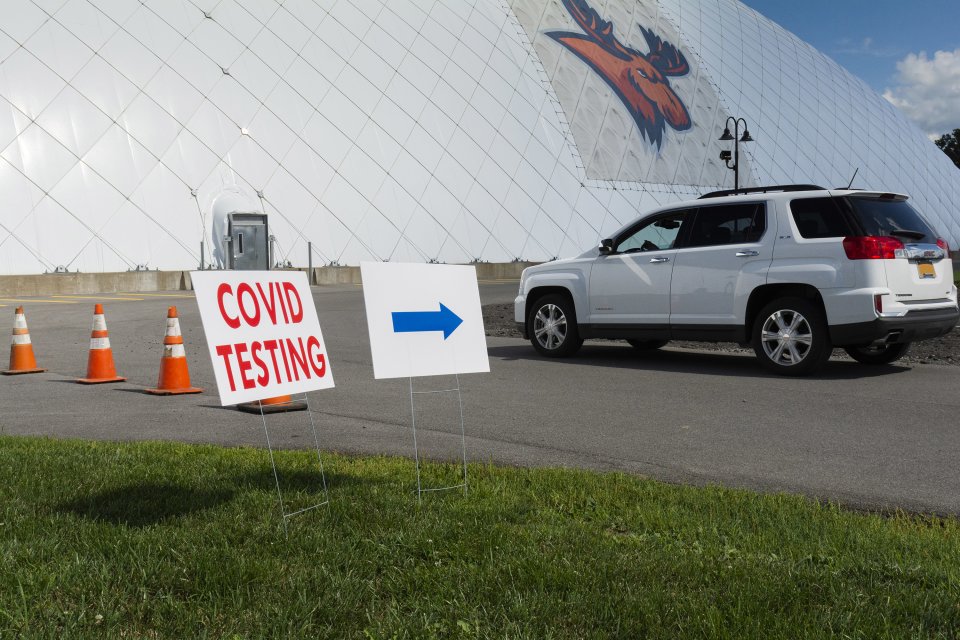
883,49,960,137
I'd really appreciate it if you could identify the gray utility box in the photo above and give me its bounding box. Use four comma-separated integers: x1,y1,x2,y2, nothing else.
225,213,269,270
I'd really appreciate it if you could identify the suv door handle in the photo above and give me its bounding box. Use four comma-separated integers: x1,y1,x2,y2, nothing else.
649,257,670,263
736,250,759,257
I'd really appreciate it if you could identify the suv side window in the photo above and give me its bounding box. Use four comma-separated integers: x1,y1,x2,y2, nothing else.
790,197,854,238
616,209,692,253
684,203,765,248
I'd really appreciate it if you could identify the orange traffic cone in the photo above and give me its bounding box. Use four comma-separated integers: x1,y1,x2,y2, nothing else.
2,306,46,375
145,306,202,395
77,303,126,384
237,394,307,414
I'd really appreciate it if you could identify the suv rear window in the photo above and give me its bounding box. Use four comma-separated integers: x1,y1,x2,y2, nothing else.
842,197,937,243
790,197,853,238
791,195,939,243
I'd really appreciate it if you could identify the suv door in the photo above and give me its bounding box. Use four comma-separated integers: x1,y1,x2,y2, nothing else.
771,196,856,290
588,209,692,328
669,202,769,335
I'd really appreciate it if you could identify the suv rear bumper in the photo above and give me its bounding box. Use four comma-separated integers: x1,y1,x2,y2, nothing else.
830,306,959,345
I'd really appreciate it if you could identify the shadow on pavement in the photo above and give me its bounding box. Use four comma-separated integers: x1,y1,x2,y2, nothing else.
488,343,912,380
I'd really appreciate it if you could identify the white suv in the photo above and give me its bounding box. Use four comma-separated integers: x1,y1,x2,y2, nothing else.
514,185,959,375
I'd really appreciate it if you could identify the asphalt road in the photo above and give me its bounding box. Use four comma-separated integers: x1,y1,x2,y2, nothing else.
2,283,959,516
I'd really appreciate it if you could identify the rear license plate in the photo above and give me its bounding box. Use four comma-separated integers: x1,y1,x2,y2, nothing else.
917,262,936,279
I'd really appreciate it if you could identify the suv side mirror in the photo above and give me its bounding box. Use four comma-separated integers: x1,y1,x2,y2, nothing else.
599,238,615,254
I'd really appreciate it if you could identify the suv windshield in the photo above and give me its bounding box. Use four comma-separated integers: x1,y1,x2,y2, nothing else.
842,197,937,243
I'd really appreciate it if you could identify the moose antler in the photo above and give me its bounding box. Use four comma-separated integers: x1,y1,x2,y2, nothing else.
547,0,693,148
639,25,689,76
562,0,632,60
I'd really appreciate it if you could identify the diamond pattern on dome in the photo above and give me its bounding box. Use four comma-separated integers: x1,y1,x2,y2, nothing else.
0,0,958,275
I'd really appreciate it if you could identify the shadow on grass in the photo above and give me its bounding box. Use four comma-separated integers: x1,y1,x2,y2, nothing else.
56,482,235,527
235,468,367,493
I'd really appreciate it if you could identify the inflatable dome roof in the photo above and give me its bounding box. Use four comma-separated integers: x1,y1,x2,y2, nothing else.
1,0,957,273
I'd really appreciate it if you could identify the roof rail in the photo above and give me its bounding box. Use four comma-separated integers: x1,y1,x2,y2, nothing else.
698,184,827,199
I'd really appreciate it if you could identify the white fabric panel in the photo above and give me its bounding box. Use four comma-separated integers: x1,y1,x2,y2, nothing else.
37,87,112,157
71,56,139,120
3,124,76,192
0,97,34,152
0,49,65,120
99,29,162,88
83,125,155,197
3,1,48,44
24,19,93,81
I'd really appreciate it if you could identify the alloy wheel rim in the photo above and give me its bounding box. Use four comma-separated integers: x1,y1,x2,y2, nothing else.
534,303,567,350
760,309,813,365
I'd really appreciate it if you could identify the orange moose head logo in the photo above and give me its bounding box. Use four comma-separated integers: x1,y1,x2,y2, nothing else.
547,0,692,149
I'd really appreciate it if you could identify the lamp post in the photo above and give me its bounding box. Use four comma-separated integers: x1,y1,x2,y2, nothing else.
719,117,753,192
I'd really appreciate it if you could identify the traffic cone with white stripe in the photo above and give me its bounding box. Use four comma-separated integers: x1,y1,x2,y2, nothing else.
77,303,126,384
145,306,202,395
2,306,46,375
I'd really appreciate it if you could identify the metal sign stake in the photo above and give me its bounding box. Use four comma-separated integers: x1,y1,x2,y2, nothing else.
257,393,330,536
408,375,469,502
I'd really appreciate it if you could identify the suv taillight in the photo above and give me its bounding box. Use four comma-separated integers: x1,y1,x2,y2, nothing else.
842,236,904,260
937,238,950,258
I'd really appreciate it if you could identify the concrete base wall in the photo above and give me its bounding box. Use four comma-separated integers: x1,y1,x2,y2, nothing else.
0,263,537,296
0,271,192,297
307,262,538,285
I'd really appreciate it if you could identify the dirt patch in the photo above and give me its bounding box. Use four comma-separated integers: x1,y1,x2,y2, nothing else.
483,302,960,366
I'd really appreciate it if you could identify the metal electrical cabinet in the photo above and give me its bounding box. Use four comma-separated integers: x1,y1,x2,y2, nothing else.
226,213,269,270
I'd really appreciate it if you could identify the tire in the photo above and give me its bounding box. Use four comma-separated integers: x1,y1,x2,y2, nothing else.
843,342,911,365
627,339,669,350
528,293,583,357
752,297,832,376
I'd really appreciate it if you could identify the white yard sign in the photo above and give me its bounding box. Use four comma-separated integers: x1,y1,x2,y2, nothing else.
360,262,490,379
191,270,334,405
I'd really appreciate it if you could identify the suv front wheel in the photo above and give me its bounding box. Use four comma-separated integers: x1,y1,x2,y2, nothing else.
752,297,832,375
528,294,583,357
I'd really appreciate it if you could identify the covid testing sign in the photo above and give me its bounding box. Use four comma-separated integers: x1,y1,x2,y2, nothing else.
191,271,334,405
360,262,489,379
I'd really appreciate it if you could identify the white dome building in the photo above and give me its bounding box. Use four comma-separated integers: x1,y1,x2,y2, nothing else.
1,0,958,274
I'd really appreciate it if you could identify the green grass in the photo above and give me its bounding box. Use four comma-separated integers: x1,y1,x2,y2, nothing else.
1,436,958,639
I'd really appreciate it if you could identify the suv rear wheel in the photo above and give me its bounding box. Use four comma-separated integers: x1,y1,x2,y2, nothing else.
528,294,583,357
843,342,911,364
752,297,832,375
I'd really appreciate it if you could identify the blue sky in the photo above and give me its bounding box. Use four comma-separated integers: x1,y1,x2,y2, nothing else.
739,0,960,135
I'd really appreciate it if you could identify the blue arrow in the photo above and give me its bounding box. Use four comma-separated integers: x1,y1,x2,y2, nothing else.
392,303,463,340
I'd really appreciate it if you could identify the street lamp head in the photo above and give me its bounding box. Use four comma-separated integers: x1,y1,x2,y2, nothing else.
719,116,748,190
